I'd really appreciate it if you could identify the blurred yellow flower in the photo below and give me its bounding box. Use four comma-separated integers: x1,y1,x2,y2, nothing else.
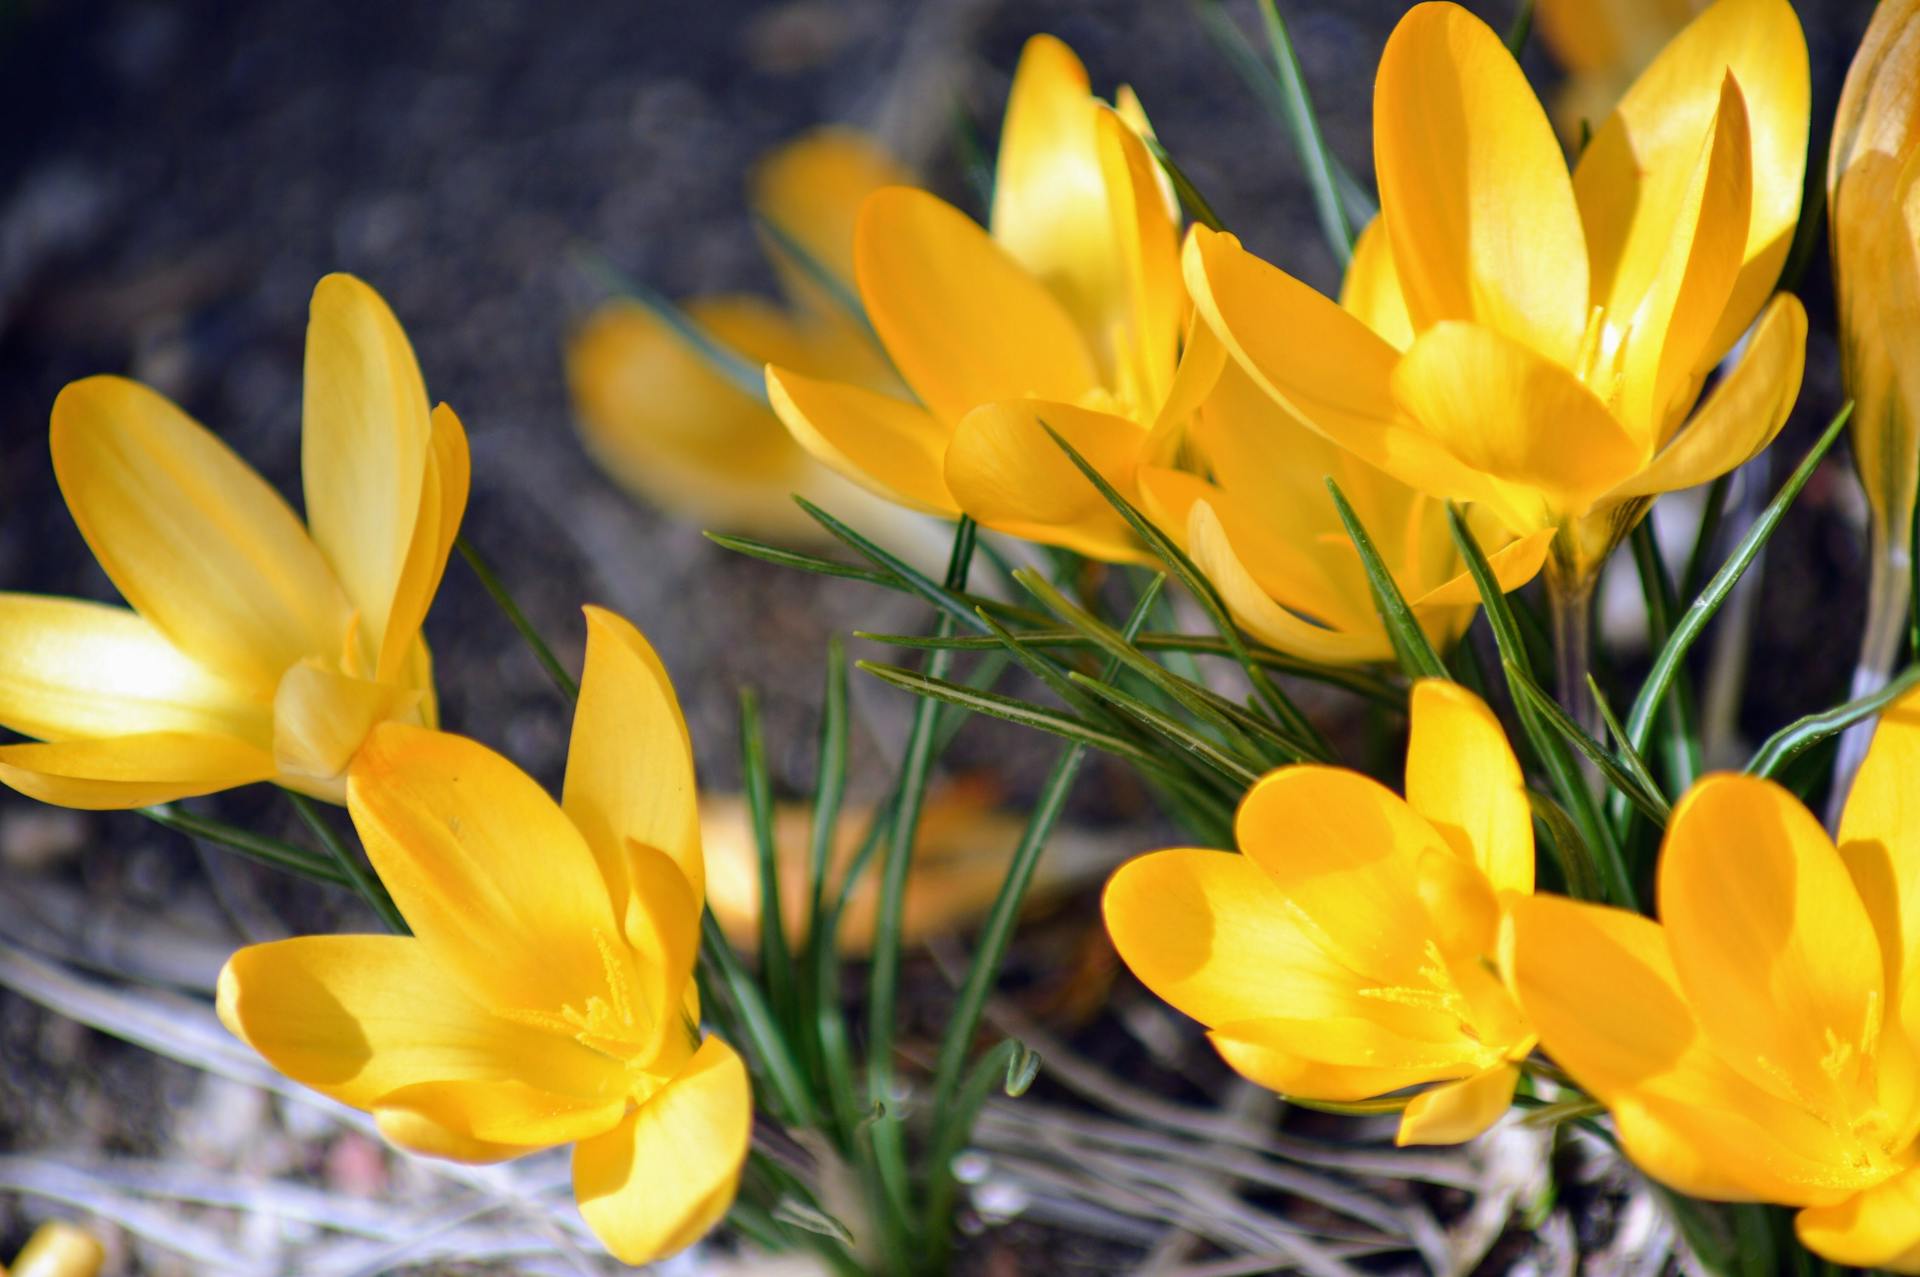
569,129,927,546
1185,0,1808,594
769,34,1203,562
1137,221,1552,665
1535,0,1707,142
1508,687,1920,1272
1105,681,1536,1145
5,1222,104,1277
0,274,465,808
1830,0,1920,677
219,606,749,1266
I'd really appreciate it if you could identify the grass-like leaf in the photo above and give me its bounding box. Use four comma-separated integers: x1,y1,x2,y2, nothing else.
1144,137,1225,232
455,535,579,702
1504,662,1670,826
1067,673,1262,788
1747,665,1920,779
141,804,349,887
739,688,795,1026
1326,478,1448,681
570,245,767,400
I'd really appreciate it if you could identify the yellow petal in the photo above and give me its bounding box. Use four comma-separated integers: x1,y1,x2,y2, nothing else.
1340,217,1414,351
1208,1021,1442,1102
857,186,1101,424
1374,1,1587,364
1575,0,1808,363
1839,686,1920,1042
573,1035,751,1266
944,399,1148,562
300,273,434,677
8,1222,105,1277
374,1077,626,1150
375,402,467,682
767,364,957,515
50,375,348,691
372,1108,538,1164
1094,105,1182,406
1604,291,1805,500
1235,766,1450,978
1614,75,1753,443
0,593,268,743
272,659,419,789
217,935,625,1123
1405,527,1553,610
1214,1003,1492,1091
1390,321,1645,518
1797,1161,1920,1272
347,723,631,1020
1405,680,1533,895
752,127,912,321
0,731,277,810
1103,848,1355,1029
1505,892,1857,1203
1182,497,1392,665
1182,227,1501,503
1142,311,1228,466
1395,1064,1519,1145
1659,774,1888,1125
562,606,704,913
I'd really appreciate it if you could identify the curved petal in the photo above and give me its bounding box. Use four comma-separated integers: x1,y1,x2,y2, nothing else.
1395,1063,1519,1146
1183,498,1392,665
272,660,418,787
766,365,957,516
375,402,467,681
1658,774,1887,1123
1209,1021,1443,1102
1391,321,1645,518
217,935,625,1121
1575,0,1808,362
0,731,277,809
1235,766,1450,979
1374,1,1587,364
346,723,630,1020
855,187,1100,424
1405,680,1533,895
1797,1161,1920,1272
1340,217,1414,351
372,1108,539,1164
1103,848,1354,1030
944,400,1149,563
1603,292,1805,500
1505,892,1856,1203
1183,227,1505,503
573,1035,751,1266
752,127,912,318
1095,105,1182,406
1406,527,1552,609
374,1077,626,1150
562,606,702,913
50,376,348,692
302,273,434,677
1840,685,1920,1034
0,593,268,744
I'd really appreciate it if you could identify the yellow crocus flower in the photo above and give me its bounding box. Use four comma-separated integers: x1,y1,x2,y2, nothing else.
4,1222,104,1277
1104,681,1537,1145
0,274,465,808
1136,221,1552,665
1508,687,1920,1271
1185,0,1809,597
219,606,749,1266
768,35,1202,562
1830,0,1920,700
1535,0,1708,143
569,128,925,545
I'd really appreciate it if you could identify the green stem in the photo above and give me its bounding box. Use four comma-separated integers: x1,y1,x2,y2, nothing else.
1548,566,1598,740
455,535,579,703
286,792,406,933
141,803,349,886
1828,530,1910,824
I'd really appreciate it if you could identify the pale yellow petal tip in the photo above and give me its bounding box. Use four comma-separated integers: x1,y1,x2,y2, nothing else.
214,956,245,1040
1393,1065,1519,1146
7,1220,106,1277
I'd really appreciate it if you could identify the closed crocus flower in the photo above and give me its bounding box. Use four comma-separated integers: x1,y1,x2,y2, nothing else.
1830,0,1920,727
569,129,926,546
1136,222,1552,665
1185,0,1809,601
768,35,1204,562
1105,681,1537,1145
0,274,465,808
219,607,750,1266
1508,687,1920,1271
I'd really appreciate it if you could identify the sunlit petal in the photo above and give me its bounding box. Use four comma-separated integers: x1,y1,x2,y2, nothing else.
1405,680,1533,895
0,731,277,810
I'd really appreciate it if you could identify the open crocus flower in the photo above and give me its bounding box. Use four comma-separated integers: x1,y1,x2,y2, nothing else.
569,128,927,546
768,34,1207,562
1104,681,1537,1145
1137,223,1551,665
0,274,465,808
219,606,750,1266
1535,0,1706,143
1184,0,1809,596
1508,687,1920,1271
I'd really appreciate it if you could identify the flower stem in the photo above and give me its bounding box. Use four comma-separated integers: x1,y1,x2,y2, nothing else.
1548,568,1599,740
1827,534,1910,825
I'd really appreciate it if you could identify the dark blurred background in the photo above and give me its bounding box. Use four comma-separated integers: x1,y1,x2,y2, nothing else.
0,0,1879,1271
